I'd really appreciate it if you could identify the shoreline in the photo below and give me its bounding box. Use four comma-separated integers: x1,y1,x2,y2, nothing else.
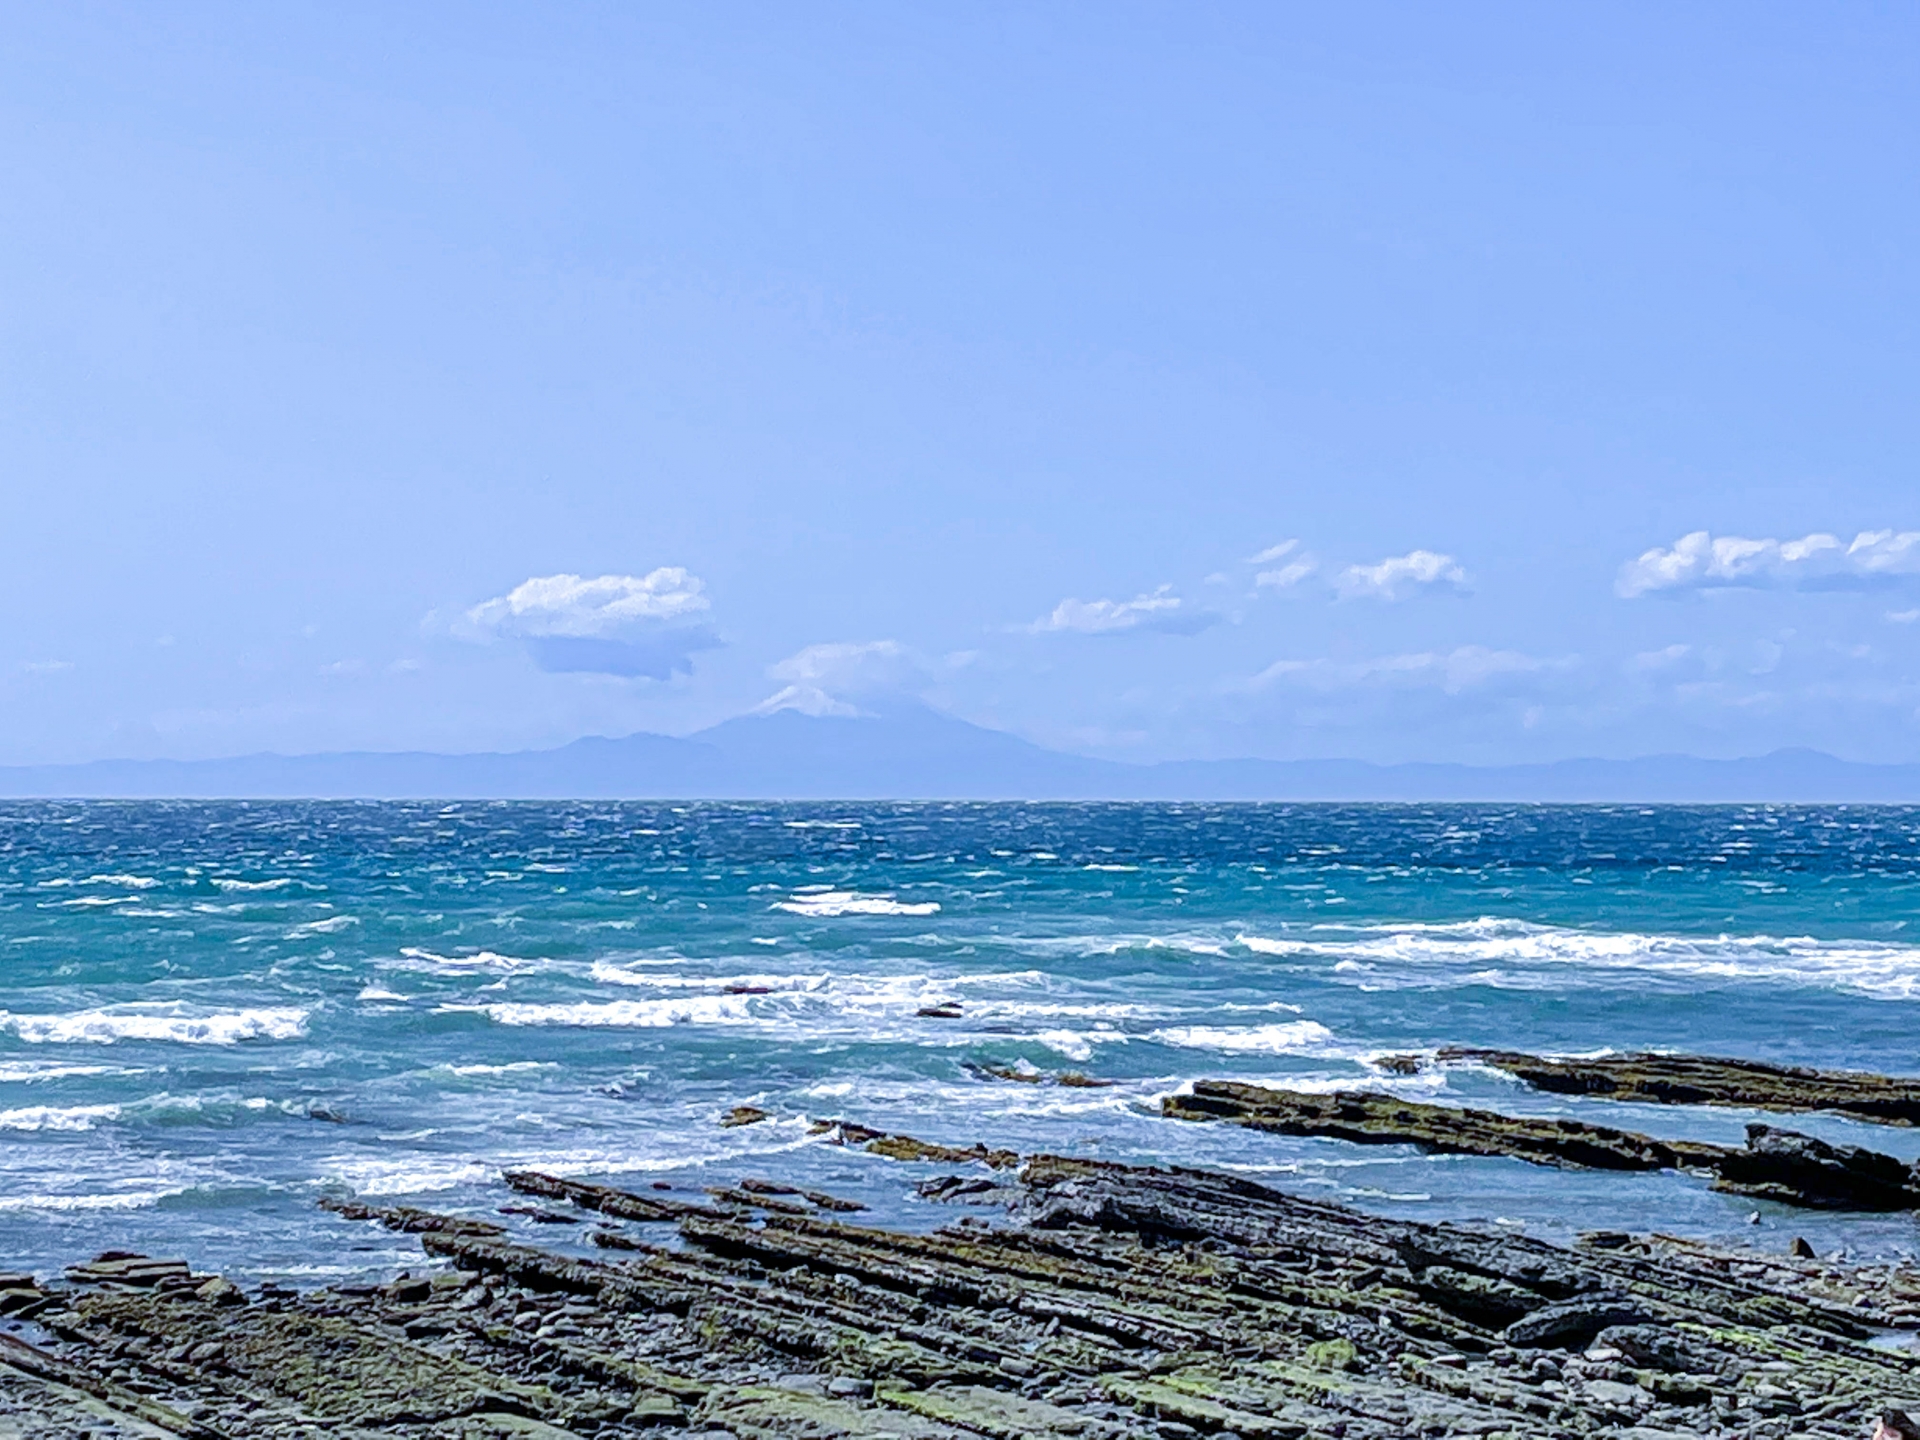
7,1113,1920,1439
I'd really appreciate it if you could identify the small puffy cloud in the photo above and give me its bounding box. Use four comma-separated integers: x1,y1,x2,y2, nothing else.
458,569,720,679
1890,608,1920,625
1334,550,1469,601
758,640,932,716
1616,529,1920,597
464,569,708,637
1255,558,1317,590
1247,645,1558,696
1026,585,1218,636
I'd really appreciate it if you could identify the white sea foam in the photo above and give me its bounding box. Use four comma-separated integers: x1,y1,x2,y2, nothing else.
772,890,940,917
0,1189,180,1212
1031,1027,1126,1061
461,995,757,1029
398,946,531,971
1148,1020,1339,1054
356,986,409,1003
322,1156,492,1196
0,1061,128,1083
212,877,295,892
0,1004,310,1045
0,1103,121,1131
440,1061,558,1077
286,914,356,938
1237,918,1920,1000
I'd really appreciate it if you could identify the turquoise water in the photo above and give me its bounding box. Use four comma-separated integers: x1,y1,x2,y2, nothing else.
5,800,1920,1280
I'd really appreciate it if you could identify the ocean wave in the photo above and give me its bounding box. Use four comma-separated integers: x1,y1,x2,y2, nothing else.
0,1103,121,1131
458,996,756,1029
0,1061,129,1083
0,1188,181,1212
1236,919,1920,999
0,1003,310,1045
397,946,532,971
286,915,356,938
772,890,940,917
356,986,409,1003
212,877,295,892
1148,1020,1339,1054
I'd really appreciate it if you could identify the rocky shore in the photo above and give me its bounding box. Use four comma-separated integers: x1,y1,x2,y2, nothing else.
6,1118,1920,1440
1162,1081,1920,1210
1437,1051,1920,1128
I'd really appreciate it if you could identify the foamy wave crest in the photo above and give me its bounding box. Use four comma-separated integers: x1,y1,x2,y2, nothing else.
0,1189,180,1212
398,947,531,971
286,914,356,938
0,1103,121,1131
1149,1020,1339,1054
1237,919,1920,1000
773,890,940,917
461,996,755,1029
212,877,295,892
0,1003,310,1045
0,1061,127,1083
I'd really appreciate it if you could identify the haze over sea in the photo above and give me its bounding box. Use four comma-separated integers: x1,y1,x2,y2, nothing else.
6,799,1920,1282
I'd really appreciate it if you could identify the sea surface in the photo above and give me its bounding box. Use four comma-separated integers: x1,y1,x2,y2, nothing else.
5,799,1920,1283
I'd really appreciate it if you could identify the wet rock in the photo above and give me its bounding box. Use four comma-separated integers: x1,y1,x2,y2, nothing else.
1169,1080,1920,1211
319,1195,507,1237
1164,1082,1709,1171
917,1003,964,1019
64,1254,192,1287
722,1105,771,1128
1445,1047,1920,1127
1713,1123,1920,1210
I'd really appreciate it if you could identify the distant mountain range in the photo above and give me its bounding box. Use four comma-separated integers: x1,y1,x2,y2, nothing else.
2,707,1918,802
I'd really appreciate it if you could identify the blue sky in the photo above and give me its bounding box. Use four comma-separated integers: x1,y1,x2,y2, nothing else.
5,2,1919,765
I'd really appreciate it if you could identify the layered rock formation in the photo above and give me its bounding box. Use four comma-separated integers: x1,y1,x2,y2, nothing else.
1164,1080,1920,1210
1442,1049,1920,1126
6,1143,1920,1438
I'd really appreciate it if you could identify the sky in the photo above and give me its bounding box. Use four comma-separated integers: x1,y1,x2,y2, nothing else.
4,1,1920,767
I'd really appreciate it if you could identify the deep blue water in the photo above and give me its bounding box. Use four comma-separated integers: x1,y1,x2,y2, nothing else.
5,800,1920,1281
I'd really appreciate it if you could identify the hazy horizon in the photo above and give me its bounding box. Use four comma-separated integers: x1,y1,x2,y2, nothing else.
6,4,1919,769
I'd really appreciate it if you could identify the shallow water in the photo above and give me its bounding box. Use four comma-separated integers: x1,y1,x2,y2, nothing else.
4,799,1920,1280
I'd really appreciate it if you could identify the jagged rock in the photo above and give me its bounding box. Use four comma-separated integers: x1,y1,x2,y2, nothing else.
1714,1123,1920,1209
722,1105,770,1128
1504,1297,1655,1348
1445,1047,1920,1126
320,1195,507,1236
16,1141,1920,1439
1164,1082,1713,1170
64,1254,192,1287
1168,1080,1920,1210
193,1276,247,1307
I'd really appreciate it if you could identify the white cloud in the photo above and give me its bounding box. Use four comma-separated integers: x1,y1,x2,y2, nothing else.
464,569,708,638
1248,540,1301,565
1616,529,1920,597
1334,550,1468,601
456,569,720,679
758,640,931,716
1627,643,1693,673
1025,585,1217,636
1255,559,1317,590
1247,645,1557,695
1888,608,1920,624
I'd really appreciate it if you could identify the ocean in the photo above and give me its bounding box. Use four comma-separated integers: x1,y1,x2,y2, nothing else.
4,799,1920,1283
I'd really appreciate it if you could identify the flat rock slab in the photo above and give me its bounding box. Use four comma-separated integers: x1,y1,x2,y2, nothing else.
1445,1047,1920,1126
1165,1080,1920,1209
